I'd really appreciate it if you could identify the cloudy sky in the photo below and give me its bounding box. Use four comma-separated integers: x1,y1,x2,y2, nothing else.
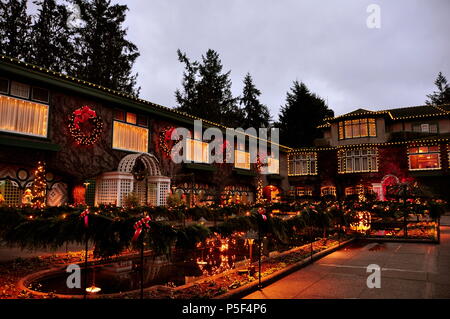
35,0,450,118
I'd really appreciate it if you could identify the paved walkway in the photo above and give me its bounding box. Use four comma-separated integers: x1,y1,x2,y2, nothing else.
244,217,450,299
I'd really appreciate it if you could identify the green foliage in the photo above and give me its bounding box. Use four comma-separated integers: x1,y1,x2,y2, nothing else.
240,73,271,128
0,199,442,258
123,192,140,208
426,71,450,106
276,80,334,147
0,0,31,60
175,49,242,127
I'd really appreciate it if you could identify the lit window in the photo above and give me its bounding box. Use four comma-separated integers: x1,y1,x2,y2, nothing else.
266,156,279,174
408,145,440,170
10,81,30,99
288,152,317,176
126,112,137,124
338,118,377,140
0,95,48,137
234,150,250,170
338,148,378,173
114,109,125,121
186,138,209,164
321,186,336,197
112,121,148,153
294,186,313,197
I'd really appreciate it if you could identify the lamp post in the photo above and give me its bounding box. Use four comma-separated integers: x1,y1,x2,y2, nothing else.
243,230,258,275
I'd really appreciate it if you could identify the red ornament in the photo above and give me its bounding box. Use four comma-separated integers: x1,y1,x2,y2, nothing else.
132,216,151,242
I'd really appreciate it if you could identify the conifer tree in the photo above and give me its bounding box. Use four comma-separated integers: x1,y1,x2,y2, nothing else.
277,81,334,147
73,0,140,95
31,161,47,208
240,73,271,128
30,0,74,73
426,72,450,106
0,0,32,61
175,49,243,127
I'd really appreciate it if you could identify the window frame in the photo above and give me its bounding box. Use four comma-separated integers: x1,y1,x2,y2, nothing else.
112,120,149,153
408,145,441,171
338,118,377,140
288,152,318,176
234,149,251,170
338,147,378,173
185,137,210,164
0,94,49,138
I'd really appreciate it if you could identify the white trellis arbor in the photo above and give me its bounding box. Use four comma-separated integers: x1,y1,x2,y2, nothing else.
95,153,170,207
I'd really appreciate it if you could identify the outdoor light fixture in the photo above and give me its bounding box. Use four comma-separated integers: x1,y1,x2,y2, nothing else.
85,286,101,294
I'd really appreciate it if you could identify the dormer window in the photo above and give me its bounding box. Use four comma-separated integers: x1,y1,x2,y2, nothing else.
338,118,376,140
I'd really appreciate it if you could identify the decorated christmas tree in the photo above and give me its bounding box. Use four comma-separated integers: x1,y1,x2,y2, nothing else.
31,161,47,208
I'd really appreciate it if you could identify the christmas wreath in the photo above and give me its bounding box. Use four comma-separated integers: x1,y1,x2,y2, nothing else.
159,126,179,157
68,106,103,145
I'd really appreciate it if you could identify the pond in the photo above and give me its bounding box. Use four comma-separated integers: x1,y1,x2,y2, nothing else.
26,233,253,295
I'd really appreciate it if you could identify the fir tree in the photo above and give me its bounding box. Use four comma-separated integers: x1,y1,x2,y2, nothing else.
0,0,32,61
240,73,271,128
277,81,334,147
175,49,243,127
426,72,450,106
73,0,140,95
30,0,74,73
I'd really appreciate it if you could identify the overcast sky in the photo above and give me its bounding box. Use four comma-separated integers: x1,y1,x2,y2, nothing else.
33,0,450,118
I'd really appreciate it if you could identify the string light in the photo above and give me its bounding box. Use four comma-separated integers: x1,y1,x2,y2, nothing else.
68,106,103,146
31,161,47,208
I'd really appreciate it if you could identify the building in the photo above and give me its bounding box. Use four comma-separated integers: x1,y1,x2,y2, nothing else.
287,104,450,201
1,55,449,207
0,56,290,207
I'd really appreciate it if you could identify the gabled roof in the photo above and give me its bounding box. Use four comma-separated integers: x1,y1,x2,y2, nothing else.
321,104,450,125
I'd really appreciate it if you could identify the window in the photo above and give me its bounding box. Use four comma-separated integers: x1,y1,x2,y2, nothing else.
126,112,137,125
0,180,21,206
338,118,376,140
234,150,250,170
114,109,148,127
31,87,49,103
0,78,9,94
186,138,209,163
338,148,378,173
321,186,336,197
114,109,125,121
294,186,313,197
0,95,49,137
408,145,440,170
288,152,317,176
10,81,30,99
266,156,279,174
412,123,438,133
112,121,148,153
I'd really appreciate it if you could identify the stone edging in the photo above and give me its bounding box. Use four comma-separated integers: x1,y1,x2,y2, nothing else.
214,238,355,299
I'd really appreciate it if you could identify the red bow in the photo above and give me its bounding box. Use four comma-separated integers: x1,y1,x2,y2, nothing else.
73,106,97,129
257,207,267,221
80,208,89,228
132,216,151,242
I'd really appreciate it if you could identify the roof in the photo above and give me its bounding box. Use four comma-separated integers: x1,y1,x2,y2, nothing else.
322,104,450,124
0,55,291,151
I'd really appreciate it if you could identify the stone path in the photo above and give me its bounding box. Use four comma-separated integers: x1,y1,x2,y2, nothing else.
244,216,450,299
